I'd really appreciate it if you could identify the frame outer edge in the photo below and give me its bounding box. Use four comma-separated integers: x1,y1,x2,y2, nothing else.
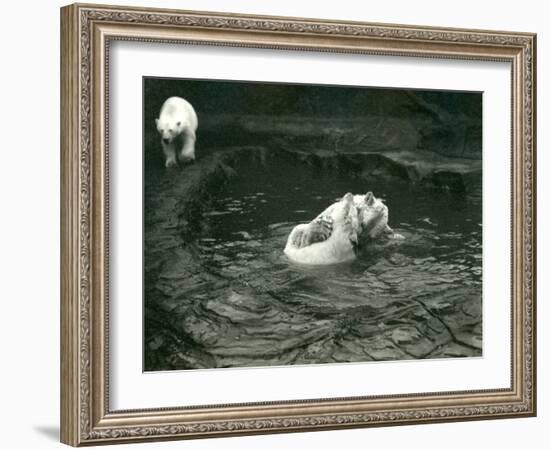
61,3,81,447
529,33,537,416
61,2,537,445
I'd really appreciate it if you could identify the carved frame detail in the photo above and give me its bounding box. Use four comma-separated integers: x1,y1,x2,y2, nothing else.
60,3,536,446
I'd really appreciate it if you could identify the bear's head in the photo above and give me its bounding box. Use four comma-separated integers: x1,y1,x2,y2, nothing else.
155,117,183,144
332,193,360,239
354,191,389,239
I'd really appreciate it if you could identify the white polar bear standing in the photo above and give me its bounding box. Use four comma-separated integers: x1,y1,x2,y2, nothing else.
155,97,198,167
284,192,398,265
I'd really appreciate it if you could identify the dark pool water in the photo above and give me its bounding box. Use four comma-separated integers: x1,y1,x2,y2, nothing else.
144,150,482,371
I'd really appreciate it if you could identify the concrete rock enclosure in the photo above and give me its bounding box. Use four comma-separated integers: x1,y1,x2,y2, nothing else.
143,78,482,371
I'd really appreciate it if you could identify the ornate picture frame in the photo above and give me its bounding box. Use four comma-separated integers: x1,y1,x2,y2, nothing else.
60,3,536,446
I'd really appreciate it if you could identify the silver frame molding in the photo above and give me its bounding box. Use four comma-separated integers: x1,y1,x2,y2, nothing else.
60,3,536,446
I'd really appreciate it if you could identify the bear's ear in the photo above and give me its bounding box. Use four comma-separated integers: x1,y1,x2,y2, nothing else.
365,191,375,206
343,192,354,203
155,118,159,126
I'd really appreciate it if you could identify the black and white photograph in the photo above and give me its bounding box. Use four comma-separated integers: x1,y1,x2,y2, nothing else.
0,0,543,448
143,78,483,372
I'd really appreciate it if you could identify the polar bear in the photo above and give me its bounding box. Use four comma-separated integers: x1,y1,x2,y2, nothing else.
155,97,198,167
284,193,360,265
353,191,394,240
284,192,396,265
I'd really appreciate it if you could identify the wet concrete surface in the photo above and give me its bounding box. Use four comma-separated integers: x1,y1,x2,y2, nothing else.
144,145,482,371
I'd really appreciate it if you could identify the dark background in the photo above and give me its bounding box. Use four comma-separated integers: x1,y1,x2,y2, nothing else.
144,77,481,119
143,77,482,167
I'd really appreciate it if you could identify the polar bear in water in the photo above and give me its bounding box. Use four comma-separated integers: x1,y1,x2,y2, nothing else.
284,192,396,265
284,193,359,265
155,97,198,167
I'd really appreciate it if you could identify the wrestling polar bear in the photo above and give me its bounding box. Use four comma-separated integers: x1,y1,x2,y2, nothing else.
156,97,198,167
284,192,396,265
